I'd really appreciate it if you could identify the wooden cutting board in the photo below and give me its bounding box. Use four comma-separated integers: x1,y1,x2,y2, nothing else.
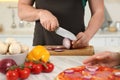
45,45,94,56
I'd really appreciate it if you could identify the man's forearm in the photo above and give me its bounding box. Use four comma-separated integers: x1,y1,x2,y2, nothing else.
84,0,104,41
18,3,40,22
84,11,104,40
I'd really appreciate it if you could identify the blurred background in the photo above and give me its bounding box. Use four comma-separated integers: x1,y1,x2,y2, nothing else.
0,0,34,34
0,0,120,47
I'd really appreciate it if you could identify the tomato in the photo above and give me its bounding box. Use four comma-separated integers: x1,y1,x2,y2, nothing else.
24,61,34,72
6,70,19,80
104,68,113,72
19,67,30,79
108,75,115,80
73,66,85,72
98,66,113,72
31,63,43,74
43,62,54,73
24,61,34,68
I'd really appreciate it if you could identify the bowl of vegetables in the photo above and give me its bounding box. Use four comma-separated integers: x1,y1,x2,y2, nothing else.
0,52,28,65
0,38,29,71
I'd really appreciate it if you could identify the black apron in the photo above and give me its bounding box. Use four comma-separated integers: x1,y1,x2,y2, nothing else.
33,0,85,46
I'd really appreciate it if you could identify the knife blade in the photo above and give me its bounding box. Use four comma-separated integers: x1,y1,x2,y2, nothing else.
55,27,77,40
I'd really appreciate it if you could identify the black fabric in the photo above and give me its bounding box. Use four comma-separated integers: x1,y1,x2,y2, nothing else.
33,0,85,46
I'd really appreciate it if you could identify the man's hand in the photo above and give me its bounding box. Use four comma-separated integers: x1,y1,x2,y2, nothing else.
83,51,120,67
38,9,59,31
72,32,89,48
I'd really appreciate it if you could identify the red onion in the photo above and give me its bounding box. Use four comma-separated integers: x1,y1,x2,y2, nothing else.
0,58,17,74
114,72,120,77
64,69,74,74
47,46,65,52
62,38,72,49
85,66,98,71
54,49,64,52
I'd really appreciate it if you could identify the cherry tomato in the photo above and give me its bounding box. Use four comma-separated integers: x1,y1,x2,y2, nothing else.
24,61,34,68
43,62,54,73
31,63,43,74
6,70,19,80
24,61,34,72
14,67,20,73
19,67,30,79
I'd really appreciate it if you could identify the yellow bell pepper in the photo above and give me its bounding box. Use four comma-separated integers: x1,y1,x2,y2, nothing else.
27,45,50,63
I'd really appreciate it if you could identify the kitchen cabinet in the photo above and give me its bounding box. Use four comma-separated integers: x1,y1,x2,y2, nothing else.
90,32,120,47
90,37,106,47
90,37,120,47
106,37,120,46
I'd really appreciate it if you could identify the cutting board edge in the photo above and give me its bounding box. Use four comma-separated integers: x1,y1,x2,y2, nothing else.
47,45,95,56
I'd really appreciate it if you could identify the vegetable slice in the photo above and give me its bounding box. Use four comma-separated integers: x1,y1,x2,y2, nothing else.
63,38,72,49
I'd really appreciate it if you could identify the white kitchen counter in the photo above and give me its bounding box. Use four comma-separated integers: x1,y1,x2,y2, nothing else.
0,56,89,80
1,30,120,80
0,46,120,80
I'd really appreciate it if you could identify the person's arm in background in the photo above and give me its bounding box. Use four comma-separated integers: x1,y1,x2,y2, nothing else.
72,0,104,48
18,0,59,31
83,51,120,67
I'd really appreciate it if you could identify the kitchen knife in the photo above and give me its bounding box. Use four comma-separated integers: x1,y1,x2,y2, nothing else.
55,27,77,40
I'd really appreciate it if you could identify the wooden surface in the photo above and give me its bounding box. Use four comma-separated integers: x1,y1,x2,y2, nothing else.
45,45,94,56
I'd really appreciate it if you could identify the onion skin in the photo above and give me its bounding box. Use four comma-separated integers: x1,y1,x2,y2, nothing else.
0,59,17,74
62,38,72,49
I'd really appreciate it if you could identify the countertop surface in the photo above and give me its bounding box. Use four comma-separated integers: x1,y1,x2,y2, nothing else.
0,46,120,80
0,56,88,80
1,30,120,37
